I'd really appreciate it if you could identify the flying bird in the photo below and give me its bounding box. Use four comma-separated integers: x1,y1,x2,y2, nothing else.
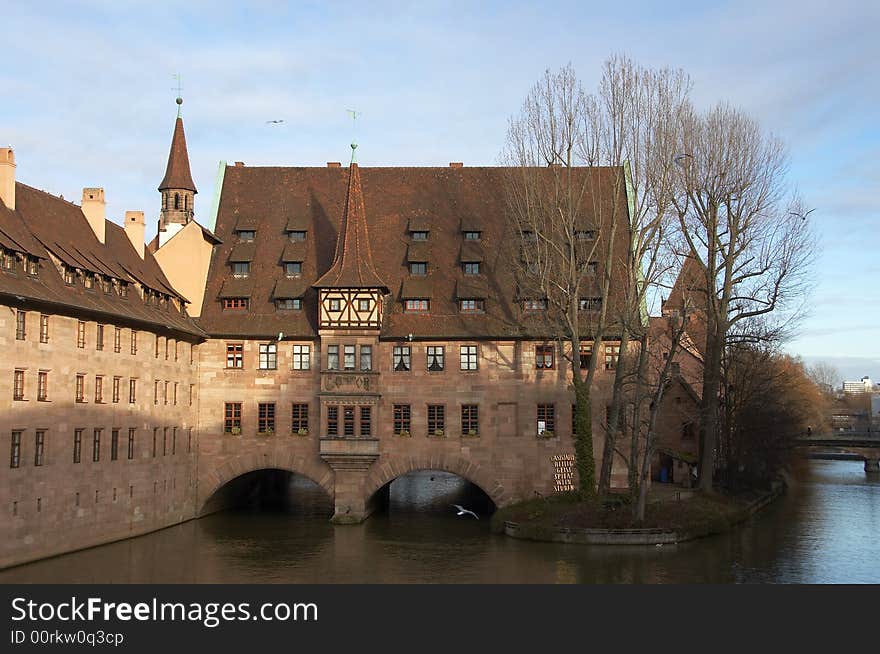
790,208,816,221
266,119,285,124
451,504,479,519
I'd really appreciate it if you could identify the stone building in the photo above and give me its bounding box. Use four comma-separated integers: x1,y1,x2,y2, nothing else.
2,108,648,567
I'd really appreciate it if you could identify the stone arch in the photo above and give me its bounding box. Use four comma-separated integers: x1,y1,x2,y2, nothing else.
198,451,334,515
363,454,508,508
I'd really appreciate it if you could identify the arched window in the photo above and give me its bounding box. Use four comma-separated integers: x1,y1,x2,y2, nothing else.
174,193,180,210
184,195,188,211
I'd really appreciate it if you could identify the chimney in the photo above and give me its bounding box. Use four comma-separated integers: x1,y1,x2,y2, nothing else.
124,211,145,259
81,188,106,243
234,161,245,167
327,162,341,168
0,148,15,210
449,162,463,168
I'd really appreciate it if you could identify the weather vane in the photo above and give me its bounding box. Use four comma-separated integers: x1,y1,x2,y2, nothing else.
172,73,184,117
346,109,361,163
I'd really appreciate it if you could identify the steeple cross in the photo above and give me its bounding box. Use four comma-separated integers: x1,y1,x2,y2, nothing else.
172,74,184,117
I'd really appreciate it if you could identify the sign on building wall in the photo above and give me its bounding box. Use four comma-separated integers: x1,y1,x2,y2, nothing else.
550,454,576,492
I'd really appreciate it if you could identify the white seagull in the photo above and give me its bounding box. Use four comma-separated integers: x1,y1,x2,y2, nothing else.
452,504,479,519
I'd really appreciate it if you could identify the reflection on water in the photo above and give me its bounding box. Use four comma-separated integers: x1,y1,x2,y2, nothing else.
2,462,878,584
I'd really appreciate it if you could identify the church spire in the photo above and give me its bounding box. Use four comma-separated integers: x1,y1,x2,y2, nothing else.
158,104,197,193
314,149,387,292
157,97,197,245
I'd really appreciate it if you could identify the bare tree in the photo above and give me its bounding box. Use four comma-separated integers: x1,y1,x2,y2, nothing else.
807,361,841,394
671,104,817,491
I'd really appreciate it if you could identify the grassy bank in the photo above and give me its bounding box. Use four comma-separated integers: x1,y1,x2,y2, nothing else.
491,488,773,541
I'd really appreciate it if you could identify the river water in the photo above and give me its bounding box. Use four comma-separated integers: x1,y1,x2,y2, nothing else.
2,459,878,583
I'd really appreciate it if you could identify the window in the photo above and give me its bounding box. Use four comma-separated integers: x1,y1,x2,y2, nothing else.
460,345,478,371
360,406,371,437
232,262,250,278
37,371,48,401
393,404,411,434
537,404,556,435
127,428,136,460
34,430,45,466
410,262,427,275
173,382,178,405
427,346,444,371
463,262,480,275
585,261,598,276
112,376,121,403
129,379,137,404
101,276,111,294
76,321,86,348
173,340,178,361
536,345,555,369
162,428,168,455
189,384,194,406
187,428,193,453
327,345,339,370
523,299,547,311
224,403,242,433
277,298,302,310
428,404,445,435
13,369,24,400
154,380,160,405
111,429,119,461
27,257,38,275
10,431,22,468
358,298,371,312
292,345,310,370
259,343,277,369
579,343,592,369
92,429,102,462
15,310,25,340
163,381,168,405
114,327,121,353
411,231,428,241
71,429,83,464
155,335,160,358
461,405,479,435
152,428,158,457
284,261,302,277
343,406,355,436
579,297,602,311
360,345,372,371
96,324,104,350
165,338,170,360
83,273,94,290
288,230,307,242
291,404,309,433
130,330,137,355
605,344,620,370
393,345,411,372
237,230,255,242
405,299,429,312
575,230,596,240
459,299,484,313
329,298,341,312
94,376,103,403
223,298,249,310
327,406,338,436
257,403,276,433
342,345,356,370
226,343,244,368
39,314,49,343
118,281,129,298
63,266,75,284
463,231,481,240
172,428,177,455
1,249,14,271
75,374,85,402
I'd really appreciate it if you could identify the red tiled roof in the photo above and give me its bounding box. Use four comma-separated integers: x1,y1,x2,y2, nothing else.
158,117,197,193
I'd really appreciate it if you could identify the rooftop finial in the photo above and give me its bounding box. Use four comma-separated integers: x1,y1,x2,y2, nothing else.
172,73,184,118
346,109,361,164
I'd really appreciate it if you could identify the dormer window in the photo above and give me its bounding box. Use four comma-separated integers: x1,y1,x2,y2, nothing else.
27,257,38,276
576,230,596,241
118,281,128,298
405,299,429,312
459,299,484,313
463,262,480,275
410,262,427,275
284,262,302,278
463,231,481,241
411,231,429,241
83,273,94,290
223,298,249,310
1,249,15,271
101,276,111,293
63,266,75,285
232,262,250,278
288,230,307,242
276,298,302,310
237,230,255,242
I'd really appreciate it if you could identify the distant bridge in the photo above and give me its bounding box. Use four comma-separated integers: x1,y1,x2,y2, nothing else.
795,432,880,472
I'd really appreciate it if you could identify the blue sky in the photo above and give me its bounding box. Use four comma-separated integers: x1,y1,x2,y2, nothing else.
2,1,877,382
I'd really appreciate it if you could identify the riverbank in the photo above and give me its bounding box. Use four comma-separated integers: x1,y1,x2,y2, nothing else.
492,484,784,546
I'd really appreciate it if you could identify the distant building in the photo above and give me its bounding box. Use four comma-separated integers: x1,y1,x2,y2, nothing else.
843,376,873,394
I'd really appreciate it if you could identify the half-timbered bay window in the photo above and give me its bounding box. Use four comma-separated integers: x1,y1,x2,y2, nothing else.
405,299,429,312
393,346,411,372
258,343,277,370
224,403,242,433
360,345,372,371
427,346,444,371
461,404,479,435
327,345,340,370
537,404,556,436
460,345,478,371
291,404,309,433
428,404,445,435
535,345,555,369
292,345,310,370
223,298,249,310
393,404,411,435
258,403,275,433
459,299,484,313
226,343,244,369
